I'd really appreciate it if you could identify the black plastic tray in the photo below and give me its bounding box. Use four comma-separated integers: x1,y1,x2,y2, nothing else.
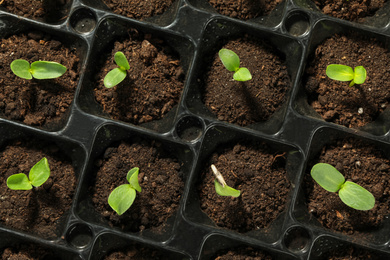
1,0,390,259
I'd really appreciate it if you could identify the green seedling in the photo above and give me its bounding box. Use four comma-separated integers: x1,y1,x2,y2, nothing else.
326,64,366,87
108,167,142,215
211,164,240,197
6,157,50,190
311,163,375,211
10,59,67,80
218,48,252,82
103,51,130,88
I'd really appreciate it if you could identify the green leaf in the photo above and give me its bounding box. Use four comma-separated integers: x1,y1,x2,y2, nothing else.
30,61,67,79
114,52,130,71
7,173,32,190
339,181,375,211
29,157,50,187
311,163,345,192
108,184,136,215
219,48,240,72
10,59,32,80
214,179,240,197
127,167,141,192
233,67,252,81
326,64,354,82
353,66,367,85
103,67,127,88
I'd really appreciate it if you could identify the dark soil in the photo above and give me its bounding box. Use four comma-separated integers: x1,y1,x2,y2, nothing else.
102,0,175,20
1,0,70,22
213,247,273,260
92,139,184,232
0,32,80,129
105,246,171,260
198,142,290,232
207,0,282,20
1,244,55,260
304,34,390,128
313,0,386,22
202,36,290,126
0,139,76,239
321,245,383,260
304,138,390,236
94,30,184,125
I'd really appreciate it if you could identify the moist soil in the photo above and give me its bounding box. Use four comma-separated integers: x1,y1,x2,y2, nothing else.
92,139,184,232
313,0,386,22
104,245,171,260
213,247,273,260
102,0,175,20
207,0,282,20
0,32,80,129
198,142,290,233
0,139,76,239
94,30,184,125
1,0,70,23
1,244,55,260
304,138,390,237
304,34,390,128
202,36,290,127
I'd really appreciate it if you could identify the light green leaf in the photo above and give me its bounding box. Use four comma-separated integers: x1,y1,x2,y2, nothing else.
219,48,240,72
10,59,32,80
127,167,141,192
339,181,375,211
326,64,354,82
311,163,345,192
30,61,67,79
108,184,136,215
103,67,127,88
7,173,32,190
29,157,50,187
214,179,240,197
114,52,130,71
233,67,252,81
354,66,367,85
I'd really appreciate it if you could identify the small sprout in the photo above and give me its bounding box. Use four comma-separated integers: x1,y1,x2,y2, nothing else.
10,59,67,80
326,64,366,87
103,51,130,88
108,167,142,215
311,163,375,210
6,157,50,190
218,48,252,82
211,164,240,197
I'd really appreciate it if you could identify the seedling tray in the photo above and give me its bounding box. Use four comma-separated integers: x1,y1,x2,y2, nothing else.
1,0,390,259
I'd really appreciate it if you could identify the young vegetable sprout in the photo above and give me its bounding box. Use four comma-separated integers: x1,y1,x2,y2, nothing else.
218,48,252,82
326,64,366,87
6,157,50,190
103,51,130,88
108,167,142,215
10,59,67,80
211,164,240,197
311,163,375,211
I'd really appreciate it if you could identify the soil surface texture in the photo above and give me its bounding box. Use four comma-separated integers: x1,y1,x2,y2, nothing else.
214,246,273,260
105,245,171,260
0,32,80,129
1,244,55,260
0,139,76,239
92,139,184,232
94,30,184,125
1,0,70,22
207,0,282,20
203,36,290,127
102,0,175,19
304,138,390,237
313,0,386,22
322,245,383,260
198,142,290,232
304,34,390,128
